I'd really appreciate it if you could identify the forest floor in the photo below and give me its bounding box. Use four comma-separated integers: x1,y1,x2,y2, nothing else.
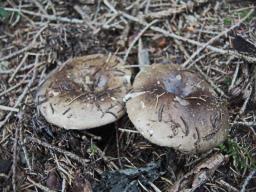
0,0,256,191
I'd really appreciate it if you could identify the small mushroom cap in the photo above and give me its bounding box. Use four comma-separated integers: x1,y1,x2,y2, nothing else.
126,64,229,153
37,54,131,130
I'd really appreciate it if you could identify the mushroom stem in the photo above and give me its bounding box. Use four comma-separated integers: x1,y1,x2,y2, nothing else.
123,91,148,102
138,39,150,71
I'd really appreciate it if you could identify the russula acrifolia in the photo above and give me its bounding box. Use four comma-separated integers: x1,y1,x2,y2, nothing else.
125,64,229,153
36,54,131,129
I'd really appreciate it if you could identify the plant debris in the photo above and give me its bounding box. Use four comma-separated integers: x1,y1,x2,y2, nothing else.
0,0,256,191
169,153,227,192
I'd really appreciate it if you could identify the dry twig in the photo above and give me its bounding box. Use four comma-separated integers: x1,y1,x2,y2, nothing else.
0,105,19,112
123,19,158,63
240,170,256,192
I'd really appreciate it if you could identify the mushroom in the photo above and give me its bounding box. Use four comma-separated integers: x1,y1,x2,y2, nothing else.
36,54,131,130
125,64,229,153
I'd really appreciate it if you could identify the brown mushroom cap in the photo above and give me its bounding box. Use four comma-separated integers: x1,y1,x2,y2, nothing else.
126,64,229,153
37,54,131,130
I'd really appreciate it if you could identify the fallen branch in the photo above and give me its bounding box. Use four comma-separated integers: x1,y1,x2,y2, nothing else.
4,8,84,24
169,153,227,192
217,179,239,192
0,105,19,112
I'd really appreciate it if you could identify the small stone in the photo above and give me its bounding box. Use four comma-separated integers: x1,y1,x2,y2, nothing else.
46,171,61,191
0,110,5,120
0,159,12,174
176,74,182,80
71,171,92,192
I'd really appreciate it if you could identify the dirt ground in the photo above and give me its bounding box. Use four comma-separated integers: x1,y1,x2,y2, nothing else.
0,0,256,191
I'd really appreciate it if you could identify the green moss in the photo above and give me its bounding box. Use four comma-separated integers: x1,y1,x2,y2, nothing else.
87,143,98,157
219,138,256,171
0,7,20,24
0,7,10,21
224,18,232,25
236,9,255,22
223,76,232,86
